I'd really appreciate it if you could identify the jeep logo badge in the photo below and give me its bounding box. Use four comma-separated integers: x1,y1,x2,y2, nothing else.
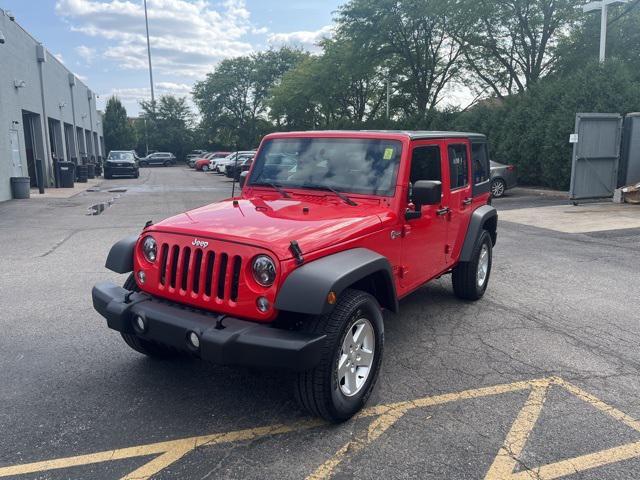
192,239,209,249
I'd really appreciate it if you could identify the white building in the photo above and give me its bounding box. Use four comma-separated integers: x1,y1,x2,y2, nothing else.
0,8,105,202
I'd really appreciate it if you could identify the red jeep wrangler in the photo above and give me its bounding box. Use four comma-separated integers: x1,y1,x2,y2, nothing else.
92,131,497,422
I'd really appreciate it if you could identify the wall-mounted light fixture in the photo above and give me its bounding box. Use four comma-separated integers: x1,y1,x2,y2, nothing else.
7,11,16,21
81,113,88,119
58,102,66,109
0,30,6,44
14,79,26,89
11,120,20,126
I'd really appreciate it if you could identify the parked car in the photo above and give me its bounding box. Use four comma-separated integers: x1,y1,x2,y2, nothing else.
225,156,254,180
187,151,207,168
104,151,139,179
215,151,256,174
92,130,497,423
490,161,517,198
140,152,176,167
195,152,231,171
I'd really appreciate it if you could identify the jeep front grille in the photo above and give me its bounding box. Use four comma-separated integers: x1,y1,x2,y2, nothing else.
157,243,242,302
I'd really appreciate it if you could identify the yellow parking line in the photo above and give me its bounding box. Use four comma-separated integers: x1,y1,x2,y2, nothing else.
307,404,414,480
552,377,640,433
512,440,640,480
484,381,551,479
2,377,639,480
0,419,325,479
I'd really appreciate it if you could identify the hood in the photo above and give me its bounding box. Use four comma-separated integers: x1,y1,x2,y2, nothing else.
149,194,393,260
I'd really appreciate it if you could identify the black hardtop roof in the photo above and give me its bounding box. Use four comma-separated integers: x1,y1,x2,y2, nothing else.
360,130,487,141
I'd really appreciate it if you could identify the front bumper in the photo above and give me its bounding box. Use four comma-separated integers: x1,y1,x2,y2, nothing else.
92,281,325,371
105,165,138,176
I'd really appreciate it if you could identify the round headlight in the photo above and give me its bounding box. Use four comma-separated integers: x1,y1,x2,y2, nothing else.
142,236,157,262
252,255,276,287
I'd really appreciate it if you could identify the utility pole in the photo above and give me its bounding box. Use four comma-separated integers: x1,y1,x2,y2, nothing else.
143,0,155,106
583,0,629,62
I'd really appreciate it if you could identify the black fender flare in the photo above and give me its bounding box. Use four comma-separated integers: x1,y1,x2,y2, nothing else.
460,205,498,262
275,248,398,316
105,235,138,274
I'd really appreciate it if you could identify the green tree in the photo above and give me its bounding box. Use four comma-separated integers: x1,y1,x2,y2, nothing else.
193,47,307,148
138,96,194,161
337,0,466,123
269,36,387,129
555,4,640,76
103,96,136,152
458,0,580,97
451,60,640,189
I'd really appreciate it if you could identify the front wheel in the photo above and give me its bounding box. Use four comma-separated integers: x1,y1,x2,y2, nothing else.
164,161,171,167
294,289,384,423
202,165,209,172
452,229,493,301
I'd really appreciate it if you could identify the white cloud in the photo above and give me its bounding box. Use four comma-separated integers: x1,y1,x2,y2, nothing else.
267,25,333,48
55,0,255,77
75,45,96,64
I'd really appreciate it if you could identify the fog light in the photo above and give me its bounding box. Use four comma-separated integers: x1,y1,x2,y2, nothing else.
187,331,200,349
137,270,146,284
133,315,147,333
256,297,270,312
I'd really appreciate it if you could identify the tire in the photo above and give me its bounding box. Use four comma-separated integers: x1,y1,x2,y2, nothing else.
104,172,111,179
491,178,506,198
134,170,139,179
295,289,384,423
140,161,148,167
452,229,493,301
164,161,171,167
202,165,209,172
120,274,178,359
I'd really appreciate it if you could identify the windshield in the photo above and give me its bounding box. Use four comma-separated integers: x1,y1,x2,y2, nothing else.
248,138,402,196
108,152,135,161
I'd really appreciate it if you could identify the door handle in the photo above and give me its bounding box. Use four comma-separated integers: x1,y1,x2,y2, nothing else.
463,198,473,206
436,207,451,216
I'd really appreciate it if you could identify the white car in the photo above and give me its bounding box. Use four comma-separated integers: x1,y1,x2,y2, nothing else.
214,151,256,174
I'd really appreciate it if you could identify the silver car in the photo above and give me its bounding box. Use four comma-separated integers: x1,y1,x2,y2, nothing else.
490,161,518,198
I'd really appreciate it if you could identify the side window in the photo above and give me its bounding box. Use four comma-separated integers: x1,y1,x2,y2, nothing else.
448,144,469,190
472,143,490,184
410,146,441,185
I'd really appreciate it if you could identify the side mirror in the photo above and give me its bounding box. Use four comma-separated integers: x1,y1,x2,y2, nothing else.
239,171,249,188
406,180,442,220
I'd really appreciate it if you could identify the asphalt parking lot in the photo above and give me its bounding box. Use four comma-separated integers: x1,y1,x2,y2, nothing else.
1,167,640,480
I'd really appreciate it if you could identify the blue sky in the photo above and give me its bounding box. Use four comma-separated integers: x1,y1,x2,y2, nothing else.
0,0,344,115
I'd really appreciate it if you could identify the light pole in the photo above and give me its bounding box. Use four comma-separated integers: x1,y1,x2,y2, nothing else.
583,0,629,62
143,0,155,107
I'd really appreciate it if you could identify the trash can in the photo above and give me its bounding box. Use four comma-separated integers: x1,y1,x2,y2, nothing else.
10,177,31,199
58,162,75,188
87,163,96,179
76,165,88,183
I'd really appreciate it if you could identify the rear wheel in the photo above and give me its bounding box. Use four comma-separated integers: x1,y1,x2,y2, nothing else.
491,178,506,198
164,161,171,167
452,230,493,301
140,161,148,167
120,274,178,359
294,289,384,423
202,164,209,172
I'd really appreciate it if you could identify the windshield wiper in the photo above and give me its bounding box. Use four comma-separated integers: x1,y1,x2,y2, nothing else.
301,184,358,206
252,182,291,199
